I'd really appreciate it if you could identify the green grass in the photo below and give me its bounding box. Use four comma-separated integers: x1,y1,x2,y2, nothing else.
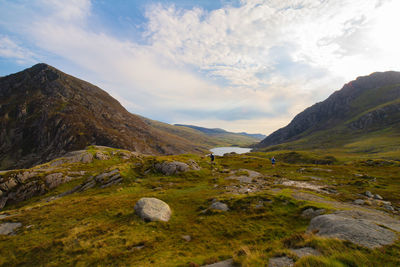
0,147,399,266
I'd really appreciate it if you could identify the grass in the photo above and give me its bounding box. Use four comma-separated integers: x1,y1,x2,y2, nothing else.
0,147,399,266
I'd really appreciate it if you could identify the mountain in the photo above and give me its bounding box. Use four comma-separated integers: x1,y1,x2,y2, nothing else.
255,71,400,153
0,63,210,170
174,124,265,146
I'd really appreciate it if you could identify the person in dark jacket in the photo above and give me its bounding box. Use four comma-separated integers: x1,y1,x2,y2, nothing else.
271,156,276,167
210,153,215,164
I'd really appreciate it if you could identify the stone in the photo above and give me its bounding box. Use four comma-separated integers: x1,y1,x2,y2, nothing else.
0,178,18,191
365,191,373,198
134,197,171,222
50,151,94,166
95,169,120,183
308,212,397,248
45,173,72,189
95,152,110,160
353,199,365,205
301,208,326,218
268,256,294,267
202,259,235,267
16,171,37,183
154,161,190,175
210,202,229,212
290,247,321,258
181,235,191,242
374,194,383,200
0,222,22,235
383,204,395,211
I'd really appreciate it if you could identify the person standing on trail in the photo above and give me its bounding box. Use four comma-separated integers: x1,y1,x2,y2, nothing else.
210,153,215,164
271,156,276,168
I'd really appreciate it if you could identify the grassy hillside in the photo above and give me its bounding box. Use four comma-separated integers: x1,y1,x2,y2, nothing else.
1,146,399,266
143,118,260,148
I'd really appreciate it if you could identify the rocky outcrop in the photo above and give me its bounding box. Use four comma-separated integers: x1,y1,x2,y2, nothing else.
134,197,171,222
210,202,229,212
308,210,398,248
154,161,200,175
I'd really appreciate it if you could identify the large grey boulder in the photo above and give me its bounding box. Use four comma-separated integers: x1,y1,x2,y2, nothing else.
45,173,72,189
154,161,190,175
308,212,397,248
268,256,294,267
210,202,229,212
0,222,22,235
134,198,171,222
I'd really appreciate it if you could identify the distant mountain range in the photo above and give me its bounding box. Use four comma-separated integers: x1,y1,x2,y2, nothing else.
174,124,266,141
255,71,400,154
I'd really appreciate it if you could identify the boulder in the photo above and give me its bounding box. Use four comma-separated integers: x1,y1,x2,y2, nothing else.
353,199,365,205
45,173,72,189
268,256,294,267
50,151,93,166
0,222,22,235
210,202,229,211
290,247,321,258
134,197,171,222
95,152,110,160
374,194,383,200
308,212,397,248
365,191,373,198
154,161,190,175
202,259,235,267
301,208,326,218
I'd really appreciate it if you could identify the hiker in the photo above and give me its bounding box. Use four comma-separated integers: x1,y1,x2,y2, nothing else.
271,156,276,167
210,153,215,164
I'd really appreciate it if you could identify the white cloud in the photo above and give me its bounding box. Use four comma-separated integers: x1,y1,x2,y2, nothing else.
0,36,36,64
0,0,399,134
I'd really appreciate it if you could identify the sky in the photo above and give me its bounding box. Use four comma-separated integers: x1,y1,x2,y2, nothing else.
1,0,400,135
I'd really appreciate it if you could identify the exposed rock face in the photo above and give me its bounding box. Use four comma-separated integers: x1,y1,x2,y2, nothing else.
290,247,321,258
134,197,171,222
308,211,398,248
0,63,206,170
256,71,400,149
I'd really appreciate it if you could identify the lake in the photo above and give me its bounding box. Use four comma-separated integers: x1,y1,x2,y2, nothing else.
210,147,252,156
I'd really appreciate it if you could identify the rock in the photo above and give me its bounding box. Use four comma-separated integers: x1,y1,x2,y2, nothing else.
45,173,72,189
50,151,94,166
290,247,321,258
210,202,229,212
301,208,326,218
365,191,373,198
0,178,18,191
188,160,201,171
134,197,171,222
0,222,22,235
353,199,365,205
383,204,395,211
0,214,10,219
16,171,37,183
374,194,383,200
154,161,190,175
202,259,235,267
95,169,120,183
95,152,110,160
308,212,397,248
181,235,191,241
268,256,294,267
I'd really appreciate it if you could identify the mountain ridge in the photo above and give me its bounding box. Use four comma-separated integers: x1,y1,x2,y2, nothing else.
0,63,209,170
255,71,400,152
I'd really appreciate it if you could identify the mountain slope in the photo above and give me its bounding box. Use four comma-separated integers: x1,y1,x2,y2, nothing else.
255,71,400,152
0,64,208,170
174,124,265,146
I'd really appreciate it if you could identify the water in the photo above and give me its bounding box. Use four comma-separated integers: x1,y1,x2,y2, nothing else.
210,147,252,156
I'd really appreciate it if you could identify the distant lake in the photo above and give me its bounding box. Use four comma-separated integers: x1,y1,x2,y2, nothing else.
210,147,252,156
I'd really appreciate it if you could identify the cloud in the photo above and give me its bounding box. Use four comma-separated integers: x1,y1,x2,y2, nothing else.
0,0,399,135
0,36,36,64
